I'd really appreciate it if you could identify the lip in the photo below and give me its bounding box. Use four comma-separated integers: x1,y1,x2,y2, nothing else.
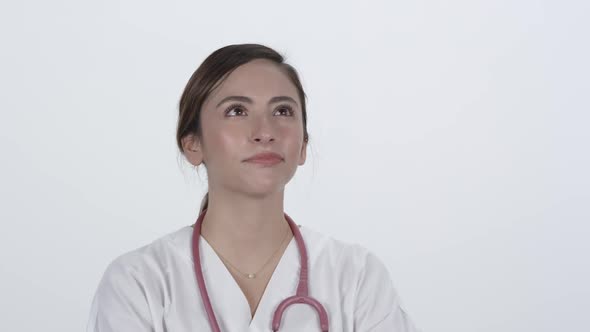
244,152,284,165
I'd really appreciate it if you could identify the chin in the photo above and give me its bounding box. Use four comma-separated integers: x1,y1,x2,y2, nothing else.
241,180,286,197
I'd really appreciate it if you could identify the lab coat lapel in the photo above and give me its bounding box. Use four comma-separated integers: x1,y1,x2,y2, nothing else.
200,236,252,331
248,237,299,331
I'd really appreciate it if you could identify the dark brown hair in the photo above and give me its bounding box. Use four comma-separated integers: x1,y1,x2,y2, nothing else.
176,43,310,212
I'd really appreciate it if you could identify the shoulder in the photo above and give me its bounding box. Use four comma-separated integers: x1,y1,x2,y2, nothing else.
93,226,192,304
300,226,416,330
102,226,191,278
299,225,389,276
88,227,192,330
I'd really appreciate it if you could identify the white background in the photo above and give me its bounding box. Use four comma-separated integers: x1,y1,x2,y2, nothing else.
1,1,588,331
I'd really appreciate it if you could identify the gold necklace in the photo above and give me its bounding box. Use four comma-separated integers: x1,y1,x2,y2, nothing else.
208,225,291,279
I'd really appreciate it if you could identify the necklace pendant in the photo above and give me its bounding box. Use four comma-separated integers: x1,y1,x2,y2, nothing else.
247,273,256,279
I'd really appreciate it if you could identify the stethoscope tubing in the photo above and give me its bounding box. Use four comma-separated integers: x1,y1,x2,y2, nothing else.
191,209,329,331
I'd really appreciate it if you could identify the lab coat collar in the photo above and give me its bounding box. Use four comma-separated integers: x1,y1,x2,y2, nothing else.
197,229,301,331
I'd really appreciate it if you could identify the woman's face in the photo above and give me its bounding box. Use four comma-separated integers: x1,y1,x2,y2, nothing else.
190,59,307,197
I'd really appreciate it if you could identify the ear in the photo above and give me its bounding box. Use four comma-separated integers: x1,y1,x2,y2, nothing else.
297,139,307,166
181,134,204,167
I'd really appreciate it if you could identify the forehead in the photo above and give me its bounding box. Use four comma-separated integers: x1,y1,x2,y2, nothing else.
207,59,299,104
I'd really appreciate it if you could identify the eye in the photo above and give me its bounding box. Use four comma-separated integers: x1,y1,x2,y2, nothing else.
224,103,246,116
224,103,295,117
275,104,295,116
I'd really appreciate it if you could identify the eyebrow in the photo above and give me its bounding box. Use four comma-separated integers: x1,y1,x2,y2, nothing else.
215,95,299,108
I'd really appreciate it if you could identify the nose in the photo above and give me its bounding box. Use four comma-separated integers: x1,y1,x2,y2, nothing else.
250,113,276,144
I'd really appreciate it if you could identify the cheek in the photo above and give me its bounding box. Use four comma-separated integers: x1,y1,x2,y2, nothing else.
278,118,304,136
281,126,304,154
206,127,249,164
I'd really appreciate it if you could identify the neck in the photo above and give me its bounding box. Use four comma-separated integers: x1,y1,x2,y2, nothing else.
199,187,292,261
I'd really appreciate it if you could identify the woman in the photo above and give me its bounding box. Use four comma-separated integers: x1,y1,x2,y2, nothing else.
87,43,420,331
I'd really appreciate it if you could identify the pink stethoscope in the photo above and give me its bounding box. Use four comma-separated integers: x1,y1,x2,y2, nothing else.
191,208,329,331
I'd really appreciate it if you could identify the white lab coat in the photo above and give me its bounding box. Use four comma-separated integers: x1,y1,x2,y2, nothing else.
87,224,420,332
